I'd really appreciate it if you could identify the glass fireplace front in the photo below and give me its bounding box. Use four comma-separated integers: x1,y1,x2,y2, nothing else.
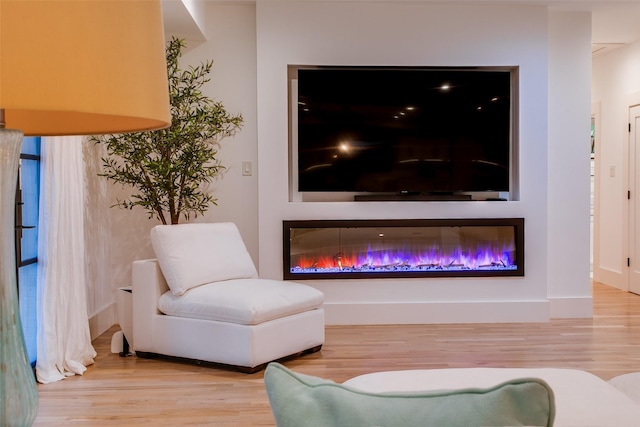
283,218,524,280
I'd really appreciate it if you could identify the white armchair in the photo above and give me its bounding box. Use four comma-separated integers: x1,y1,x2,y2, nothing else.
131,222,325,373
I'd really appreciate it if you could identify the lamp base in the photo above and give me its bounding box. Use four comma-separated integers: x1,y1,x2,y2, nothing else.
0,128,39,426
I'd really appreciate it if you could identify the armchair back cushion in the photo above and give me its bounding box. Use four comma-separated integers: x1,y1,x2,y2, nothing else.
151,222,258,296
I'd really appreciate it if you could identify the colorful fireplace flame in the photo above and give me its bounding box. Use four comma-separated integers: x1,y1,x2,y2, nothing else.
290,244,517,275
284,219,524,279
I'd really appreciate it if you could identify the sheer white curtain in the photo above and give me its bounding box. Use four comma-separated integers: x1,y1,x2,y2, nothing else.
36,136,96,384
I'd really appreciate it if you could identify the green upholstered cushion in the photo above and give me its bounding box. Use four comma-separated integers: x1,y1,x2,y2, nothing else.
264,362,555,427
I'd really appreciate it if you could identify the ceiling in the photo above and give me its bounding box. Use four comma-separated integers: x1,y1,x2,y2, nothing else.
162,0,640,56
589,1,640,56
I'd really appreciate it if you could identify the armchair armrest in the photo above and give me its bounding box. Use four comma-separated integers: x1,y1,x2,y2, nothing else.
132,259,169,352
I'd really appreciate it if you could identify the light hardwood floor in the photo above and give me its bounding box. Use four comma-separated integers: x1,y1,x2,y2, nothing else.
33,281,640,426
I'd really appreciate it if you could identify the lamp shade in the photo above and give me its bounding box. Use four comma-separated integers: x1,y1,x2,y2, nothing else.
0,0,171,136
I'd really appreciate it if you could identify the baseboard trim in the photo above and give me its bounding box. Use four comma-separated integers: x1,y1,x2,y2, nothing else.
548,296,593,318
323,301,551,325
89,298,593,333
593,266,625,291
89,303,116,340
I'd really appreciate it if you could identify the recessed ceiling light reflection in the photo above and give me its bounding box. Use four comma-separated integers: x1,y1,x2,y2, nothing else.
304,164,332,172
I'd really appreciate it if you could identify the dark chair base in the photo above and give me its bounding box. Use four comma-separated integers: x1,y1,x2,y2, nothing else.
134,344,323,374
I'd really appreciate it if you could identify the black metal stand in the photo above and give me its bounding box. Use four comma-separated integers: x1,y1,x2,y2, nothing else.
119,334,131,357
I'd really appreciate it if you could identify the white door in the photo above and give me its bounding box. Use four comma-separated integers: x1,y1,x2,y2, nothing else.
629,104,640,294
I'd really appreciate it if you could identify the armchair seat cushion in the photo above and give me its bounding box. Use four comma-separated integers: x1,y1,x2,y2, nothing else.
158,278,324,325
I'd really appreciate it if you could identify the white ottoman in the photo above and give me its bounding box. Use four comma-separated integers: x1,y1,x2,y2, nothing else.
609,372,640,405
344,368,640,427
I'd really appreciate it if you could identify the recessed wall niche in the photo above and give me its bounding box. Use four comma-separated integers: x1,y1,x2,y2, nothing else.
288,65,519,203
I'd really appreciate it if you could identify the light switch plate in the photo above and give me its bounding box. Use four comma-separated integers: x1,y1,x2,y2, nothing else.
242,161,252,176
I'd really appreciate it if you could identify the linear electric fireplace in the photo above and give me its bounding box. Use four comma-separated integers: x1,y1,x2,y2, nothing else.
283,218,524,280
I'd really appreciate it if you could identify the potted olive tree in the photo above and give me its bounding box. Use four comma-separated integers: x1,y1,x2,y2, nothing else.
93,37,243,224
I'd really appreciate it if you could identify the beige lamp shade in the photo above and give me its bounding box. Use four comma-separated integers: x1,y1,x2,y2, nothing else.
0,0,171,136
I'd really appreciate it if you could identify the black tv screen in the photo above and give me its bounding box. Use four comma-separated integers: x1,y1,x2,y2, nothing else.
294,66,515,196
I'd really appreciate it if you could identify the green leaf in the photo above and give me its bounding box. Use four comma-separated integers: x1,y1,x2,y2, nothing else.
90,36,243,224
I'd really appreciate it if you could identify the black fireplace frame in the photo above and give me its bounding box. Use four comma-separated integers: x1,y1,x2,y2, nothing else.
283,218,524,280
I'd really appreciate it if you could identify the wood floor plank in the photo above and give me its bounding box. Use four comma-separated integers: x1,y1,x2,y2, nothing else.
32,281,640,426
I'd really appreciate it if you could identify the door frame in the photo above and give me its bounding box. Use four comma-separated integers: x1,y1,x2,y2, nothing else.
628,101,640,293
624,92,640,292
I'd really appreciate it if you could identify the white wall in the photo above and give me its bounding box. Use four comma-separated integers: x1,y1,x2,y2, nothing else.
84,139,116,337
547,11,593,316
90,4,258,338
94,2,592,333
107,3,258,289
592,40,640,290
256,2,593,324
184,3,259,261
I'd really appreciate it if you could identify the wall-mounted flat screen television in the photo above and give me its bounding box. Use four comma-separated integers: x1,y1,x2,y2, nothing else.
291,66,517,200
